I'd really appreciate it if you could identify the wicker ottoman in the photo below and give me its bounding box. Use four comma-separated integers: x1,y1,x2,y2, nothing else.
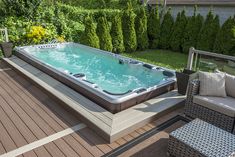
168,119,235,157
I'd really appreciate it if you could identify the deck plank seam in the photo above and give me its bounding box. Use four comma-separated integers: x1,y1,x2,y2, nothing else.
1,72,75,129
0,88,52,156
0,123,86,157
0,75,83,156
0,79,55,137
0,94,44,145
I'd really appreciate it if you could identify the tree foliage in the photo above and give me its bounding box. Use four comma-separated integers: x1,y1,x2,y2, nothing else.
122,2,137,53
111,14,125,53
135,6,149,50
182,6,204,53
159,8,174,49
197,10,220,51
96,15,113,51
80,16,100,49
147,6,161,48
170,10,187,52
2,0,42,18
213,16,235,55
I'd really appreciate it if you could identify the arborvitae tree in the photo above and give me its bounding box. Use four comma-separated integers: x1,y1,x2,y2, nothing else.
159,8,174,49
170,10,187,52
80,16,100,49
111,14,125,53
147,6,161,48
122,2,137,53
197,11,220,51
213,16,235,55
135,6,149,50
96,15,113,51
182,6,204,53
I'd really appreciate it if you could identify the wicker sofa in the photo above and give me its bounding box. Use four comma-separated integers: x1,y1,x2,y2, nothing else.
184,78,235,133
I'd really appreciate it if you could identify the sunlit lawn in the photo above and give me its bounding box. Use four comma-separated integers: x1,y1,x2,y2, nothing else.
123,49,188,71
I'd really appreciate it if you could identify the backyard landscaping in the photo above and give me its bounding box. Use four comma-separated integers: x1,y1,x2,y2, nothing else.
123,49,188,71
0,1,235,157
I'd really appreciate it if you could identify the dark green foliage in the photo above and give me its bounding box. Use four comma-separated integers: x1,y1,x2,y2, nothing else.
96,15,113,51
2,0,42,18
135,7,149,50
159,8,174,49
122,2,137,53
147,7,161,48
182,6,204,53
111,15,125,53
197,11,220,51
170,10,187,52
213,16,235,55
80,16,100,48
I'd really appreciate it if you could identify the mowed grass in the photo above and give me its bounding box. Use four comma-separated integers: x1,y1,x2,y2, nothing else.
123,49,188,71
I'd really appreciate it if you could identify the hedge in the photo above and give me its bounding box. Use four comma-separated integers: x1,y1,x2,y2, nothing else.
96,15,113,51
135,6,149,50
147,6,161,48
159,8,174,49
197,11,220,52
111,15,125,53
80,16,100,48
170,10,187,52
213,16,235,55
57,3,121,23
122,2,137,53
182,6,204,53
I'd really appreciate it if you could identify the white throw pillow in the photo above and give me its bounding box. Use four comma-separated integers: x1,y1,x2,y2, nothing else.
226,74,235,98
199,71,227,97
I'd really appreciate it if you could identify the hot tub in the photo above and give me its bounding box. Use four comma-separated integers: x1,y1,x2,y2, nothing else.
15,43,176,113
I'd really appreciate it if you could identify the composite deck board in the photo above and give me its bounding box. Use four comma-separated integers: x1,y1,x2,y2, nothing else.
129,131,141,138
0,96,38,143
79,128,113,154
42,142,66,157
0,120,17,153
0,75,68,156
52,138,81,157
0,72,86,155
70,132,105,157
0,60,185,157
62,135,94,157
0,80,57,136
0,73,66,133
0,142,6,154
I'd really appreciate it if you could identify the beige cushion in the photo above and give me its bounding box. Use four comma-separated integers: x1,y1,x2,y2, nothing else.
199,71,227,97
226,74,235,98
193,96,235,117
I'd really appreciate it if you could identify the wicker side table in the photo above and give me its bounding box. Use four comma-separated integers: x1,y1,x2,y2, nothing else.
168,119,235,157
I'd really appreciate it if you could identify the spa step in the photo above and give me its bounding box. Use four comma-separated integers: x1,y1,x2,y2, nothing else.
3,56,186,143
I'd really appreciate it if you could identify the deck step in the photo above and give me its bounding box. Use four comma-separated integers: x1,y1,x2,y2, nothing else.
3,56,186,143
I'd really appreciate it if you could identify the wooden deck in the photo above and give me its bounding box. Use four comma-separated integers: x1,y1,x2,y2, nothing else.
0,60,186,157
4,56,186,143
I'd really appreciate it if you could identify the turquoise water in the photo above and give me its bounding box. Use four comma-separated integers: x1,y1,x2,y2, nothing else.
26,44,167,94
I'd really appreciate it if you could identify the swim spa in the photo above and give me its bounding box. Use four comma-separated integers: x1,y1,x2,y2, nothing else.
15,43,176,113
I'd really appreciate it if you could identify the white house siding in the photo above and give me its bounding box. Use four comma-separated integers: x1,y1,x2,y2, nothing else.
165,5,235,25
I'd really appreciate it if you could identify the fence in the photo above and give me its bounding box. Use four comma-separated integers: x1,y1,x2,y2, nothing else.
187,47,235,74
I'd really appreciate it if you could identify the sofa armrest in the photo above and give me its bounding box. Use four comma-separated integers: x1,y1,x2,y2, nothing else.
185,79,200,112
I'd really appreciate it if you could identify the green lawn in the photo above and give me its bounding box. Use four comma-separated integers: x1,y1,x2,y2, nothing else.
123,49,188,71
